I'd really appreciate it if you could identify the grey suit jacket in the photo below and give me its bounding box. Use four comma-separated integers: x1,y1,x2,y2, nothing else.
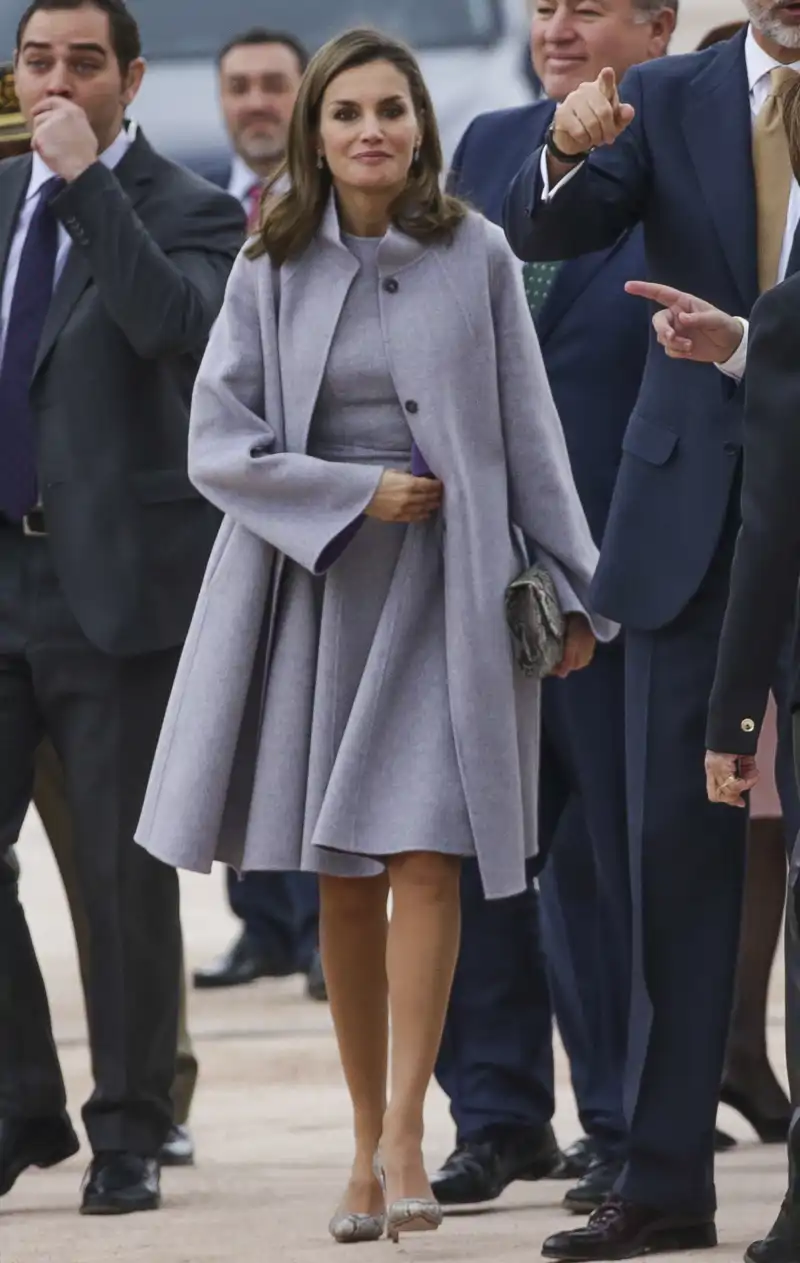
0,131,245,656
136,202,615,899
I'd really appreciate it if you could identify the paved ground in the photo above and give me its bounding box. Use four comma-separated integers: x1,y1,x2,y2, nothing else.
3,809,791,1261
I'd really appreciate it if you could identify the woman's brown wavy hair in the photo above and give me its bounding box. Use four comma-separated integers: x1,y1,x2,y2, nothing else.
246,26,466,266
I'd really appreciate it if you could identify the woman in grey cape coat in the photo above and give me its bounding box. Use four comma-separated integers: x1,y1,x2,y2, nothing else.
136,28,615,1245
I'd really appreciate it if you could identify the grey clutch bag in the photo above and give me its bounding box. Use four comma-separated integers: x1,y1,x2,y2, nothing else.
505,563,566,679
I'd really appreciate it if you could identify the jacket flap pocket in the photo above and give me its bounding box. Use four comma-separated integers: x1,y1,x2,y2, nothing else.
132,469,200,503
622,417,678,466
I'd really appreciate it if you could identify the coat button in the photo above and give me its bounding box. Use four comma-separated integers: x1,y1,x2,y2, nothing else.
405,400,419,414
383,277,399,293
250,443,271,458
741,718,755,733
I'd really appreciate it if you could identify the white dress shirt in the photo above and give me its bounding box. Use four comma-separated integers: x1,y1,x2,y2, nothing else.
540,27,800,382
0,121,135,367
227,153,260,208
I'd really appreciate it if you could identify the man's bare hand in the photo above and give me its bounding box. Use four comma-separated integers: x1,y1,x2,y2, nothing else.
31,98,99,183
625,281,744,364
551,67,635,158
705,751,759,808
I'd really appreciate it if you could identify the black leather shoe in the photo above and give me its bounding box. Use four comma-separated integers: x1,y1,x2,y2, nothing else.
715,1127,737,1151
193,932,295,989
557,1136,607,1181
159,1124,194,1167
721,1083,792,1145
81,1153,161,1215
542,1197,717,1261
745,1199,800,1263
0,1114,80,1197
305,950,328,1002
432,1124,561,1205
564,1156,624,1214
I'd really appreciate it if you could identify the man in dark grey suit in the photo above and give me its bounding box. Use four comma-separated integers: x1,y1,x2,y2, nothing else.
0,0,242,1215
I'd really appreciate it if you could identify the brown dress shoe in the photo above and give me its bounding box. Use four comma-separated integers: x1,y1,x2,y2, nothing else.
542,1196,717,1261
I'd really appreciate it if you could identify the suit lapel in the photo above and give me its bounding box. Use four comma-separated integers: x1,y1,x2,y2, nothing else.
34,131,154,376
0,155,32,282
537,242,623,343
682,30,758,311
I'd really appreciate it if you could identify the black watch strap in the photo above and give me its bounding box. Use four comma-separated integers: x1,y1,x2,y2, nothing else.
544,121,592,165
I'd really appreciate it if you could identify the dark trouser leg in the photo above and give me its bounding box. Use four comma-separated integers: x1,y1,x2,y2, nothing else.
33,739,198,1127
18,538,181,1157
620,557,746,1213
0,552,66,1118
435,858,555,1140
787,718,800,1112
226,870,301,967
291,873,321,973
540,643,630,1159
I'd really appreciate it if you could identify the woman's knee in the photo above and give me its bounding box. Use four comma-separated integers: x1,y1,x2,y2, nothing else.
388,852,461,905
320,873,388,919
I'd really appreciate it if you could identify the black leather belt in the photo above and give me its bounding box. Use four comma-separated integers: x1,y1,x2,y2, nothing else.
0,508,48,536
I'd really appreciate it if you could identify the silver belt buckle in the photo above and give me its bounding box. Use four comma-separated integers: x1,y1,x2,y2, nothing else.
22,512,47,538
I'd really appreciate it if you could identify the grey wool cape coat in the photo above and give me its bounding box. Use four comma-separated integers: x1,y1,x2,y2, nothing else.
136,201,615,900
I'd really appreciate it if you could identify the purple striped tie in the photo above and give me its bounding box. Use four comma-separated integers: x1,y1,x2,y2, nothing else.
0,175,64,521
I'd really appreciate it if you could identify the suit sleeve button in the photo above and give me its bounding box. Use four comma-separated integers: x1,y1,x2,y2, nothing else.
741,718,755,733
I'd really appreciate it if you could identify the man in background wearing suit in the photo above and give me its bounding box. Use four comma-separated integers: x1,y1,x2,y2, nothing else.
0,60,199,1172
503,3,800,1256
703,264,800,1263
190,27,325,1002
432,0,674,1215
0,0,243,1215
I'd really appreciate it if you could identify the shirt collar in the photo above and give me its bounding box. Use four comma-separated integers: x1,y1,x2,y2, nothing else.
745,24,800,95
228,153,261,204
27,117,136,202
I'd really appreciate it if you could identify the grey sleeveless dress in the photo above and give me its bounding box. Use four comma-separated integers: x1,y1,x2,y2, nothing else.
251,233,474,877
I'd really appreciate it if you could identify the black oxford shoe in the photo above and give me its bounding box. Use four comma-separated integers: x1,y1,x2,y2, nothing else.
81,1152,161,1215
0,1114,80,1197
542,1196,717,1261
159,1124,194,1167
557,1136,607,1181
193,932,295,989
563,1156,625,1214
432,1124,561,1206
746,1198,800,1263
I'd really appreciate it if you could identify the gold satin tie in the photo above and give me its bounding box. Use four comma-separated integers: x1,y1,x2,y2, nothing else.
753,66,798,293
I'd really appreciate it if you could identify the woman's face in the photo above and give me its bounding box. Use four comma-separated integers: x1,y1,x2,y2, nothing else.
317,59,421,199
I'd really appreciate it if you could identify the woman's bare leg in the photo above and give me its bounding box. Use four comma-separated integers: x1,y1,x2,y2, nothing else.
319,872,390,1215
381,852,462,1203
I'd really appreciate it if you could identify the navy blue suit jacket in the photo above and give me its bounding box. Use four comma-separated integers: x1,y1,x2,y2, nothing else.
450,100,648,547
503,33,754,630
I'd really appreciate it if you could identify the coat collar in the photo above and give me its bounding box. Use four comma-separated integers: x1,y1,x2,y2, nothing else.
309,189,432,275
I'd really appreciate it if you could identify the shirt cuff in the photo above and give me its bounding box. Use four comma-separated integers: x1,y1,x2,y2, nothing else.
715,318,748,382
539,147,585,201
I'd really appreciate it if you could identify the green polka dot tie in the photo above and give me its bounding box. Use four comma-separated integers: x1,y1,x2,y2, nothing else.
522,259,563,319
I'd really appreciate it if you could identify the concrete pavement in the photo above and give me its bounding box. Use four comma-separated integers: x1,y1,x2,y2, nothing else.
2,809,790,1262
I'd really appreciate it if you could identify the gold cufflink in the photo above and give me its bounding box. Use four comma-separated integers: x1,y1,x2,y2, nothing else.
741,718,755,733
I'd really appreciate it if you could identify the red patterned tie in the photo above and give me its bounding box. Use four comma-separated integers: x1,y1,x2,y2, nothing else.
246,181,262,233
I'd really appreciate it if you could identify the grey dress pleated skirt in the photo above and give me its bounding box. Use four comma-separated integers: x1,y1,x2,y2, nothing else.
249,234,473,878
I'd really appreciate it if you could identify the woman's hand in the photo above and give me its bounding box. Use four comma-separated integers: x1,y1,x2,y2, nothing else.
625,281,744,364
366,471,443,523
550,614,596,679
705,751,759,808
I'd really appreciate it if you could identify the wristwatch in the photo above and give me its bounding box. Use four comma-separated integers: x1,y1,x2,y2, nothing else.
544,121,593,165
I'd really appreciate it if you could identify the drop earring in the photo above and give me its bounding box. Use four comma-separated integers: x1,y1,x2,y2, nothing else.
317,152,325,170
412,145,420,166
